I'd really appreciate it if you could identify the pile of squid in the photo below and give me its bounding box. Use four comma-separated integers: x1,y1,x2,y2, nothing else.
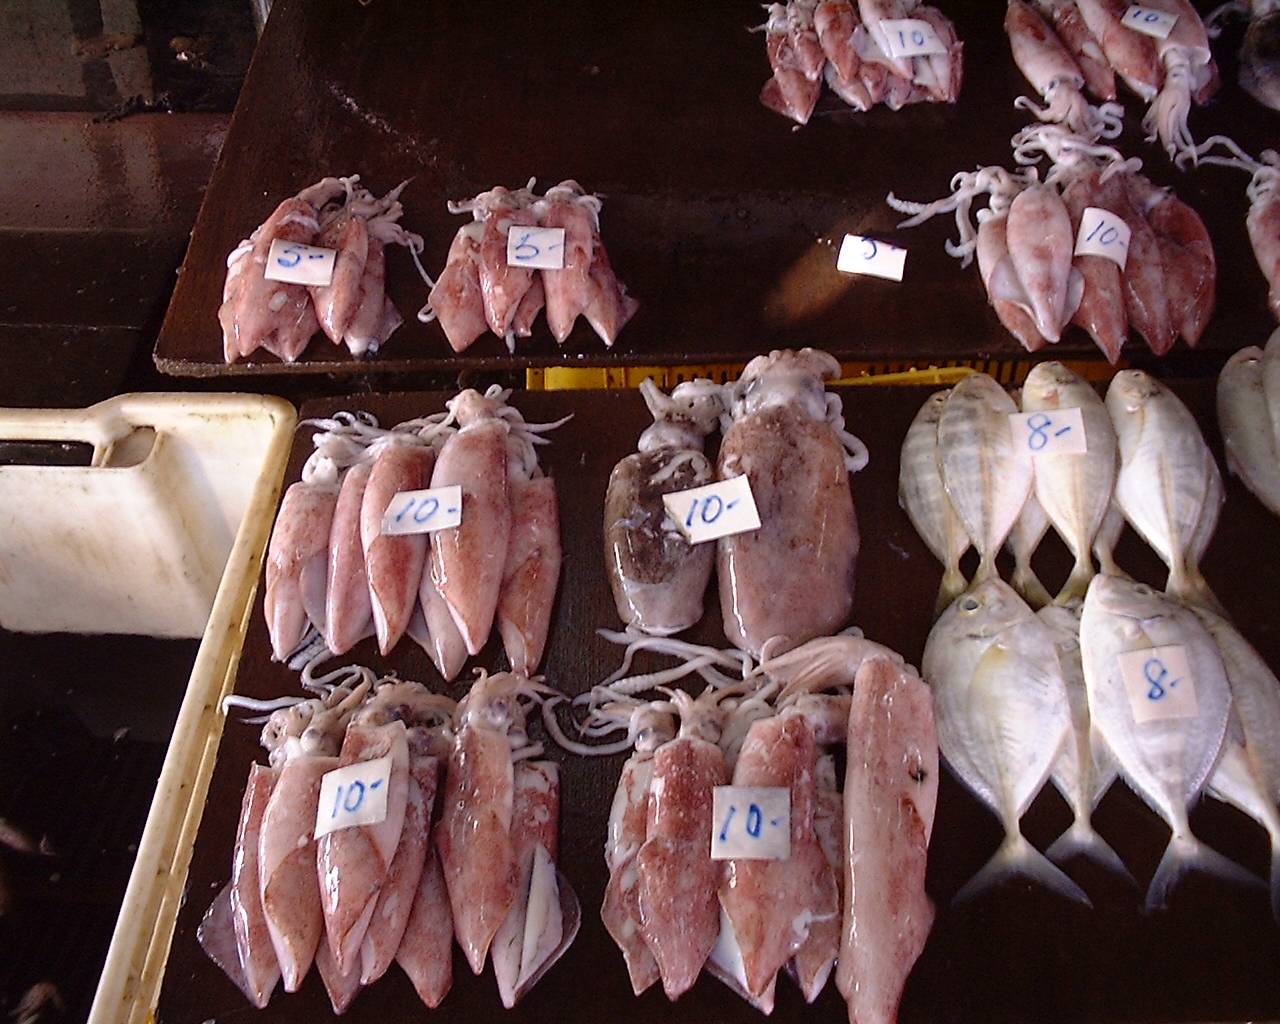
564,629,936,1024
603,348,869,658
424,179,638,353
757,0,962,125
220,175,427,364
200,667,580,1014
907,365,1280,915
1003,0,1218,163
263,386,566,680
889,124,1215,361
1218,327,1280,519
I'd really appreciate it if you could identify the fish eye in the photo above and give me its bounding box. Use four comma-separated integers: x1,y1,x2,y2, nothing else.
961,596,980,612
1134,584,1153,596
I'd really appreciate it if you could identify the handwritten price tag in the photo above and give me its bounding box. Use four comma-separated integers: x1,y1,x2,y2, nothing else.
381,484,463,535
1075,208,1131,269
663,474,761,545
507,226,566,269
264,238,337,286
836,234,908,282
1009,407,1088,457
315,755,392,839
1118,645,1199,724
1121,5,1177,38
880,18,948,58
711,786,790,860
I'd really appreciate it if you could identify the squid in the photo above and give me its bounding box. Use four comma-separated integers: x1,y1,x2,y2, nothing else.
1033,0,1117,100
1137,0,1218,162
263,453,340,661
759,1,827,123
604,378,724,637
717,349,868,658
425,221,487,352
1073,0,1163,100
220,175,425,363
435,671,580,999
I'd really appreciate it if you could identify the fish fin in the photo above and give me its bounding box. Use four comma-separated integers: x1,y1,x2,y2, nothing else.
1164,569,1227,618
1053,556,1096,606
953,832,1091,906
934,566,968,619
1045,820,1136,885
1011,563,1054,610
1145,832,1265,912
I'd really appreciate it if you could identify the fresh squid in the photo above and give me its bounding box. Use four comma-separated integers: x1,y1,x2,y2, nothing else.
426,180,637,351
220,175,425,363
436,671,580,997
604,378,724,636
717,348,868,658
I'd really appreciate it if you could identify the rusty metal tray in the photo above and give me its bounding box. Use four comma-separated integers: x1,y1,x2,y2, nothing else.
154,0,1280,378
150,382,1280,1024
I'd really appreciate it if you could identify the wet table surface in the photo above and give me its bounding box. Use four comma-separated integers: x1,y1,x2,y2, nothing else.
157,381,1280,1024
157,0,1280,378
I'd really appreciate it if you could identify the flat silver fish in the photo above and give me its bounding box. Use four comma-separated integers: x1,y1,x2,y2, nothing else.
938,373,1034,586
1080,574,1258,910
923,578,1086,904
1022,361,1118,604
1106,370,1223,612
899,389,970,616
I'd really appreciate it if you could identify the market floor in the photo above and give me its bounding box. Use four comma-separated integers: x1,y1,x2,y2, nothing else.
0,0,256,409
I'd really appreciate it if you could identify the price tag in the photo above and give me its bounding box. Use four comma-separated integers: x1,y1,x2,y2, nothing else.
880,18,948,58
1121,5,1177,38
381,484,463,535
663,474,761,545
1009,407,1088,456
836,234,908,282
1074,208,1131,269
315,755,392,839
507,226,566,269
264,238,337,286
1117,645,1199,724
711,786,790,860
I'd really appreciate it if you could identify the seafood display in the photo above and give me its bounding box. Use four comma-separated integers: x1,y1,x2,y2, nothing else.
201,670,579,1013
262,387,566,678
604,378,724,636
890,126,1216,361
424,180,637,352
1217,330,1280,517
757,0,963,124
601,350,869,657
219,176,427,364
572,628,936,1023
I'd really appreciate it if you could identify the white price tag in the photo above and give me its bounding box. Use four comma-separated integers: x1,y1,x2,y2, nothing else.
1121,5,1177,38
880,18,948,58
381,485,463,535
1009,407,1088,457
264,238,337,286
315,755,392,839
1117,645,1199,724
836,234,907,282
663,474,761,544
507,226,566,269
1074,207,1131,269
711,786,790,860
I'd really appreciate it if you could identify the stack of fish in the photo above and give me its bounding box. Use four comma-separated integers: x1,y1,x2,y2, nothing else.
1218,327,1280,518
906,365,1280,915
1002,0,1217,163
201,670,580,1014
425,179,638,353
219,175,427,364
570,631,937,1024
757,0,962,125
263,386,566,680
890,127,1216,361
603,348,870,658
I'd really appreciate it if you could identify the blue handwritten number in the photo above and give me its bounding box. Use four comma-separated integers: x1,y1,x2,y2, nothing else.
413,497,439,524
862,238,878,260
278,244,303,268
746,804,762,839
719,805,736,843
512,231,540,262
1085,220,1119,246
1026,413,1053,451
1145,657,1180,700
